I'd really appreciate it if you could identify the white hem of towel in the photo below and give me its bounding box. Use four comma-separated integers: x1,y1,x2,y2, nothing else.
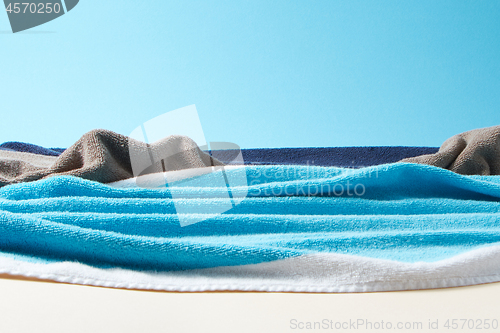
2,245,500,292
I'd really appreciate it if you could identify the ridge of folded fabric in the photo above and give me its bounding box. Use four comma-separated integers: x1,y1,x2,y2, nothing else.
0,142,65,156
0,141,439,168
0,129,223,187
400,125,500,175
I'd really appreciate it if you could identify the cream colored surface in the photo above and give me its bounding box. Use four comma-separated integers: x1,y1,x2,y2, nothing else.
0,277,499,333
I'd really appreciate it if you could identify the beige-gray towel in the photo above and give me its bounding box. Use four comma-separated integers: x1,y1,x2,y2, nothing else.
0,129,223,187
400,125,500,175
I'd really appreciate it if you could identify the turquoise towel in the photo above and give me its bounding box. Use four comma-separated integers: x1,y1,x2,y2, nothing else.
0,163,500,272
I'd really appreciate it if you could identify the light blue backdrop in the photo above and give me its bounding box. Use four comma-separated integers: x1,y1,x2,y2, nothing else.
1,0,499,148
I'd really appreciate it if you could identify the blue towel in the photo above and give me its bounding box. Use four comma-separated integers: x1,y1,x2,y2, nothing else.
0,162,499,272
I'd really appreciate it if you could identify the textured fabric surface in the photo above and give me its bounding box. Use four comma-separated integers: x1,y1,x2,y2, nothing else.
1,140,439,168
0,129,222,187
401,125,500,175
1,163,500,273
213,146,439,167
0,142,64,156
3,247,500,292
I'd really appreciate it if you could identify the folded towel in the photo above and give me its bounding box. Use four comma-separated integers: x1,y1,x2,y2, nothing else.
0,163,500,291
401,125,500,175
213,146,439,167
0,142,65,156
0,138,439,168
0,129,222,187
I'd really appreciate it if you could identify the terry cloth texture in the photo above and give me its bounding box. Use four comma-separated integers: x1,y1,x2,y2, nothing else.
0,129,222,187
0,163,499,291
0,142,65,156
1,140,439,168
401,125,500,175
213,146,439,167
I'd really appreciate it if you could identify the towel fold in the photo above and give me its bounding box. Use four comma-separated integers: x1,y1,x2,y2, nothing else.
400,125,500,175
0,129,222,187
0,142,64,156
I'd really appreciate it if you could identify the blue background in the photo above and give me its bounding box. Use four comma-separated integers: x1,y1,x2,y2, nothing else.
1,0,499,149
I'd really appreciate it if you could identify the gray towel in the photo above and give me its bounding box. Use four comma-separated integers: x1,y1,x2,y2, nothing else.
0,129,223,187
400,125,500,175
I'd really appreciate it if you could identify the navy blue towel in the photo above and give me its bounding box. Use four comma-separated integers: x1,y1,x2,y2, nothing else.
0,141,438,167
0,142,65,157
212,146,439,168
